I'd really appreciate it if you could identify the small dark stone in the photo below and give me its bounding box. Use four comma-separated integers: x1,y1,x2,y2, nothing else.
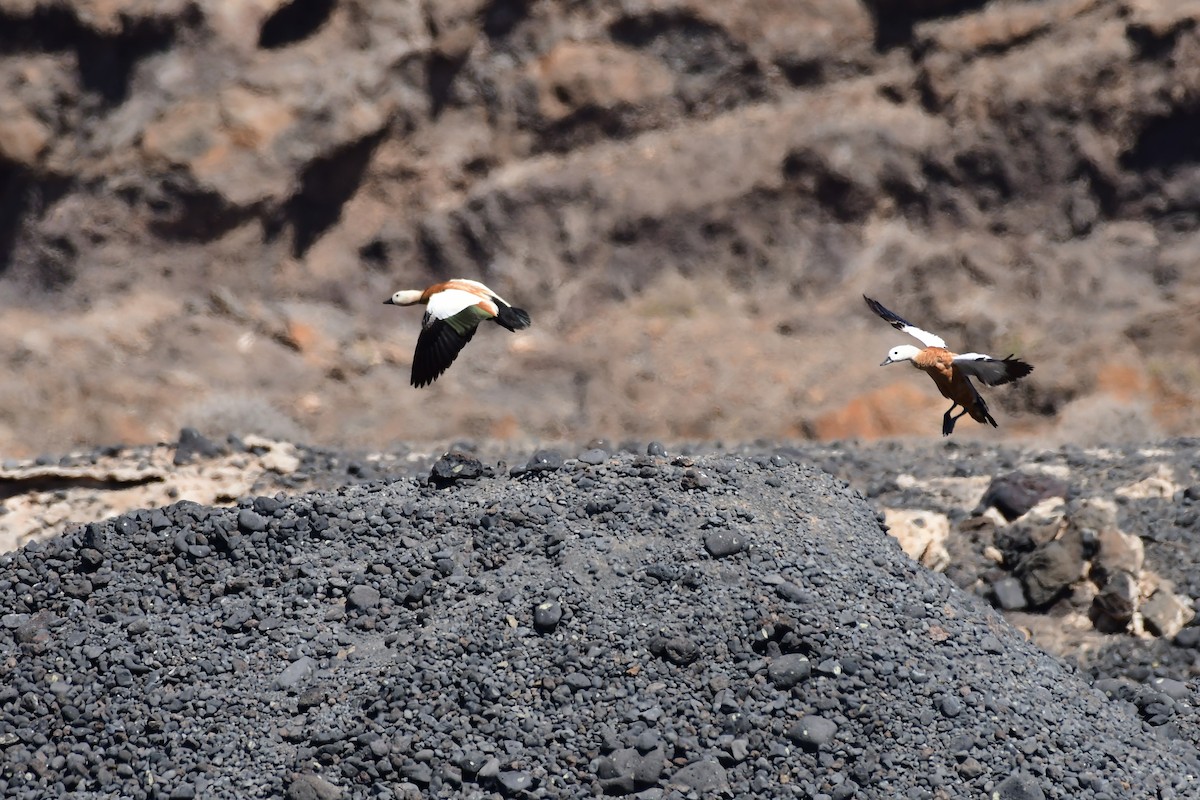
634,730,660,754
1174,627,1200,649
458,751,487,774
402,762,432,784
237,509,269,533
174,427,224,465
776,581,813,604
533,600,563,633
647,442,667,457
990,576,1026,610
346,585,381,610
648,634,700,665
704,529,746,558
595,747,662,791
994,771,1045,800
787,715,837,750
668,760,729,795
430,452,485,486
974,472,1068,521
1091,570,1138,633
578,448,608,465
940,696,963,717
253,496,283,515
767,654,811,688
526,449,564,472
496,770,533,794
1149,677,1189,701
681,468,713,490
1016,539,1083,607
78,547,105,571
286,772,342,800
275,657,315,690
81,521,107,550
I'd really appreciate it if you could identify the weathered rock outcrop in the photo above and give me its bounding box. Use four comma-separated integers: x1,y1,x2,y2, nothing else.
1,0,1199,452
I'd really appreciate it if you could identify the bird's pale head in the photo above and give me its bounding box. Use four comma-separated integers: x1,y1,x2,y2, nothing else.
385,289,424,306
881,344,921,366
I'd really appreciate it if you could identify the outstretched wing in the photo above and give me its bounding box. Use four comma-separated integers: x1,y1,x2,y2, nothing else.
952,353,1033,386
863,295,946,348
411,314,477,387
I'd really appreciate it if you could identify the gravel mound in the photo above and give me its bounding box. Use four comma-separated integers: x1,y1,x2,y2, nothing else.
2,449,1198,799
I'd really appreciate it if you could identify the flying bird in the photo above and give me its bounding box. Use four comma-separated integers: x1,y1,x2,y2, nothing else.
864,295,1033,436
385,279,531,387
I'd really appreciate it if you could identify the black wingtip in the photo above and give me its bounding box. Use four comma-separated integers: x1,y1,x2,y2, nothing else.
864,295,907,328
995,355,1034,385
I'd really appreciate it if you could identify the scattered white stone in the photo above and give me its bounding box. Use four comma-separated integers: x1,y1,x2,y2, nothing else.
1115,464,1177,500
894,474,992,509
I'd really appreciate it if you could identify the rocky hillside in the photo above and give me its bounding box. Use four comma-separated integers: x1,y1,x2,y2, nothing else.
2,0,1199,454
2,441,1199,798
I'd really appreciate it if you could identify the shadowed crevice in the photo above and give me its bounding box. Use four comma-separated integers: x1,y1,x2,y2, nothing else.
1122,109,1200,173
861,0,990,51
0,6,187,104
258,0,337,49
287,132,385,257
483,0,529,39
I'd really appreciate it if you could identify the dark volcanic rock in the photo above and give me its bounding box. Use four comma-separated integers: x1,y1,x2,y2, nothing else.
174,427,225,465
1,452,1198,800
1017,538,1085,607
430,451,486,486
975,472,1069,521
786,715,838,751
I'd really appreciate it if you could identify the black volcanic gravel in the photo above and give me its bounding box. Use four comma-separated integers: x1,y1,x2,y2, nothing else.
2,449,1200,798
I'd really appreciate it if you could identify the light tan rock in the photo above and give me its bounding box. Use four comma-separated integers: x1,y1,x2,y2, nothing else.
534,42,675,123
1123,0,1200,38
201,0,291,50
141,92,297,207
882,508,951,572
1140,589,1196,639
1114,464,1177,500
0,104,50,166
0,439,300,554
1089,526,1144,586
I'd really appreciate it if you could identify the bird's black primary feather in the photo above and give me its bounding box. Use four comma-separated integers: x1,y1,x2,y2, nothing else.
411,316,476,388
863,295,915,333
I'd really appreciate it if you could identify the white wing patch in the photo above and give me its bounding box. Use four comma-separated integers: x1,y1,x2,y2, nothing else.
426,288,491,321
863,296,947,348
900,325,945,349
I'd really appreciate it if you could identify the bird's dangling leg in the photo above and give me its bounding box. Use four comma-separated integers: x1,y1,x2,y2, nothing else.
942,404,968,436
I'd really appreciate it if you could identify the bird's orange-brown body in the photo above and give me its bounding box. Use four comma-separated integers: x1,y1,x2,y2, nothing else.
912,347,995,426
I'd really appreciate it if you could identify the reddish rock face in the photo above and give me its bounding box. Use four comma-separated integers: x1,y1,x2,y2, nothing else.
0,0,1198,452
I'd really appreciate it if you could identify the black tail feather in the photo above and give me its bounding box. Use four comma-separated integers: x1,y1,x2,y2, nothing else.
495,304,531,331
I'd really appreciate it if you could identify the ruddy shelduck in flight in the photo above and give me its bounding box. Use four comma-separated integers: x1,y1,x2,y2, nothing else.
385,279,531,387
864,295,1033,436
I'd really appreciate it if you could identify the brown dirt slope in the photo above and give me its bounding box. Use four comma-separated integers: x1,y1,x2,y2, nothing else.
1,0,1199,454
